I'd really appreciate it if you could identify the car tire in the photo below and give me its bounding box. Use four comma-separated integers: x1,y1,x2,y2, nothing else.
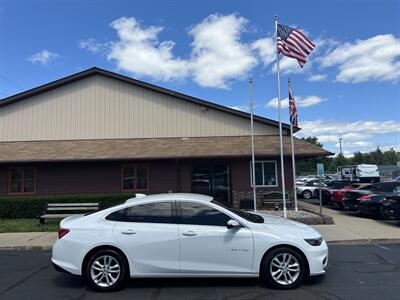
302,190,312,199
380,205,395,220
84,249,129,292
262,247,307,289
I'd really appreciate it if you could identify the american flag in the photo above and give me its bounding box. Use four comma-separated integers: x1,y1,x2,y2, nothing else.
288,85,298,127
277,24,315,67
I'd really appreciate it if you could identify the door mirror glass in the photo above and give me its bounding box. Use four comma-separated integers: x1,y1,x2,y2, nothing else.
226,219,241,229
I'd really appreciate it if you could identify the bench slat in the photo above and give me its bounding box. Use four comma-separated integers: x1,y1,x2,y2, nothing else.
47,203,99,207
47,207,97,211
40,214,77,219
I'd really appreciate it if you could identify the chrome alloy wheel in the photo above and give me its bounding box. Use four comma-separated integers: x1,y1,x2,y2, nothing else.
90,255,121,287
269,253,301,286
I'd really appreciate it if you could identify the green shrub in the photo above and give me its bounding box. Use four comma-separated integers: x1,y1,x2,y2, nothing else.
0,193,135,219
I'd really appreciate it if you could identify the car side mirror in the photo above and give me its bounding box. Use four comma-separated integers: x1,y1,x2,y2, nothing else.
227,219,241,229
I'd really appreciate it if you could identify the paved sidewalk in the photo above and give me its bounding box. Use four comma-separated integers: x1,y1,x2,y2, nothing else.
0,232,57,250
300,200,400,244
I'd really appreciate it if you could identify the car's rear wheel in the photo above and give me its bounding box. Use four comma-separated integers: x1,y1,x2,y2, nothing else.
302,190,312,199
262,247,306,289
85,249,128,291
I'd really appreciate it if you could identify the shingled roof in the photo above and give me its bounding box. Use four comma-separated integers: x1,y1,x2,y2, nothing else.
0,135,332,163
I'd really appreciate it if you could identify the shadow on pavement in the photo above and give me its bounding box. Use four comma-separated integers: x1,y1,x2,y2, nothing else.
52,272,326,290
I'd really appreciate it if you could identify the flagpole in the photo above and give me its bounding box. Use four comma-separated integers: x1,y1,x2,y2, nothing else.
288,78,298,212
275,15,287,218
249,78,257,212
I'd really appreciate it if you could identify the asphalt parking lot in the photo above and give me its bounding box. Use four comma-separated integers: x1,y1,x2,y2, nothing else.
1,244,400,300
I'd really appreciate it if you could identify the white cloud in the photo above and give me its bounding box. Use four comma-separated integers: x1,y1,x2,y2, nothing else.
103,14,257,88
317,133,372,143
229,105,249,112
307,74,327,81
335,141,374,148
27,50,59,65
79,38,108,54
298,120,400,136
380,144,400,152
107,17,189,81
272,56,309,75
266,95,325,109
251,37,275,66
297,119,400,153
319,34,400,83
189,14,257,89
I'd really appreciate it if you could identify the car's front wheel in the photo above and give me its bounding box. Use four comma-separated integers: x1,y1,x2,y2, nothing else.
302,190,312,199
262,247,307,289
84,249,128,291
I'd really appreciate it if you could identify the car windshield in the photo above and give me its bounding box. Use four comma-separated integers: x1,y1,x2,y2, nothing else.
211,200,264,223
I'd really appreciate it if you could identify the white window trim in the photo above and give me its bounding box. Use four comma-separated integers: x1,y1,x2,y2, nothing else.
249,160,278,188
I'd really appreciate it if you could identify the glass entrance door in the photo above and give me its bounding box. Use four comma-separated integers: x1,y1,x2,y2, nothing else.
192,163,231,205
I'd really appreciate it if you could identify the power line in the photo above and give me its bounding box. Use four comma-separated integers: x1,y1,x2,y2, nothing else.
0,74,24,91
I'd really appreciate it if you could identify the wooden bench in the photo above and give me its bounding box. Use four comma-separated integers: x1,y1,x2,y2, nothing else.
39,203,99,224
262,192,292,210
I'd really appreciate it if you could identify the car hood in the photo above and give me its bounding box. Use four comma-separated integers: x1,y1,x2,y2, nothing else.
254,213,320,237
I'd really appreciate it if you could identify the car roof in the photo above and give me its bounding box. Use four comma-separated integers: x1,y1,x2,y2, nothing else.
124,193,213,205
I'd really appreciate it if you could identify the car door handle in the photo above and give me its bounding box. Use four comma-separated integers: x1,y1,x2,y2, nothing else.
121,229,136,235
182,230,197,236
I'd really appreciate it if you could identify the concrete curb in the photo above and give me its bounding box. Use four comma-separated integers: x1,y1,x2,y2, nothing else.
327,238,400,246
0,245,53,251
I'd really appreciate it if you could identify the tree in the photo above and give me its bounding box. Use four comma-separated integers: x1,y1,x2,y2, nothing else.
370,147,384,165
302,137,323,148
353,151,364,164
383,148,398,165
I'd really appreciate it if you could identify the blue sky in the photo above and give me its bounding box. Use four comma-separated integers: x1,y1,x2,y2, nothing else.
0,0,399,155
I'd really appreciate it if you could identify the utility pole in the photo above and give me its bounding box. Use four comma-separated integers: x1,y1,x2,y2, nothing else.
339,138,343,155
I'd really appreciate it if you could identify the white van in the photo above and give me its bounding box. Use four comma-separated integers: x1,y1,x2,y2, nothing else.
337,164,380,183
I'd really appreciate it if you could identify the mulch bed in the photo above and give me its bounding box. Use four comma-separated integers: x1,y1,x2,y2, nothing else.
255,209,334,225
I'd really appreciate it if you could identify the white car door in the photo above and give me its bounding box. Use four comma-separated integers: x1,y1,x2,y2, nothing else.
111,201,180,274
178,201,254,274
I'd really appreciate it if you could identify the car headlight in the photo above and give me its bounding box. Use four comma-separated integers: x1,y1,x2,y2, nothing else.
304,237,323,246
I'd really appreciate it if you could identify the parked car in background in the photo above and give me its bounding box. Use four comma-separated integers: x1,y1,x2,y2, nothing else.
296,180,326,199
357,192,400,219
380,194,400,220
331,183,373,209
52,193,328,291
343,181,400,212
321,180,351,205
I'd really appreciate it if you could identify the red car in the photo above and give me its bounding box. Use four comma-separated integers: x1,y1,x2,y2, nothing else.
330,183,373,208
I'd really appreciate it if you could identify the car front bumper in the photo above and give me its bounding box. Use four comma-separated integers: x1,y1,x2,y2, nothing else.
306,240,329,276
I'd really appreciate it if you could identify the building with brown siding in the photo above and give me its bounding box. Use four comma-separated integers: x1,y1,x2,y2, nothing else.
0,68,331,207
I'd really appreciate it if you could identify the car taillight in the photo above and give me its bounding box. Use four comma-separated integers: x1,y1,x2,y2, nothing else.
58,228,70,239
357,195,371,201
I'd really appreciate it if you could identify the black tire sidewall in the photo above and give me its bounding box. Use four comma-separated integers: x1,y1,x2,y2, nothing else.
263,247,307,289
85,249,128,292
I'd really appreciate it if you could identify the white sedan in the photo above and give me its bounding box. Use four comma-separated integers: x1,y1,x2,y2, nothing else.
52,193,328,291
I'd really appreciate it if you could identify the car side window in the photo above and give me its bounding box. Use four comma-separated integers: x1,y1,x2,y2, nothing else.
106,202,174,224
179,202,230,226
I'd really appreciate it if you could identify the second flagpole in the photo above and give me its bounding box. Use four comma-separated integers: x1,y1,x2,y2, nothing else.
275,15,287,218
288,78,298,212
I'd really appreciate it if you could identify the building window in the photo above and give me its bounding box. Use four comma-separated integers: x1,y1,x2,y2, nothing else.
9,167,36,194
249,161,278,187
121,164,148,191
